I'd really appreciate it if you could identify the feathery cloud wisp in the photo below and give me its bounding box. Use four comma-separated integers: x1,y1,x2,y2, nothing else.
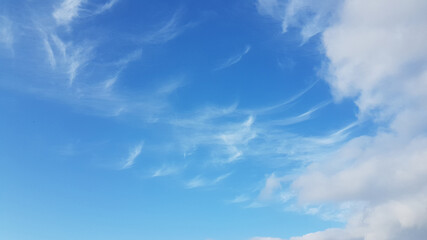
43,37,56,68
229,195,250,204
121,143,143,169
215,45,251,70
142,10,192,44
53,0,121,26
53,0,85,26
151,164,183,177
186,173,232,189
94,0,120,15
0,16,13,50
257,0,341,43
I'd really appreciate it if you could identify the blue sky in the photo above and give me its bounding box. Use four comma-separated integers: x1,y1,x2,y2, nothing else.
1,1,427,240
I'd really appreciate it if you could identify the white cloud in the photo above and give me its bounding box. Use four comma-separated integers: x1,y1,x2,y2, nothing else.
258,173,285,201
216,115,257,163
268,101,330,126
186,173,232,189
102,49,142,89
256,0,285,20
215,45,251,70
257,0,341,42
51,34,67,57
229,195,250,204
169,93,344,169
94,0,120,15
323,0,427,117
53,0,120,26
53,0,85,26
141,10,192,44
213,172,232,184
151,164,183,177
50,34,92,85
0,16,13,50
186,176,207,189
242,80,319,115
43,37,56,68
121,143,143,169
39,32,92,85
257,0,427,239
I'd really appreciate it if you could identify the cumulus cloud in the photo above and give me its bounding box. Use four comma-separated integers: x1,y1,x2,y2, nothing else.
257,0,427,239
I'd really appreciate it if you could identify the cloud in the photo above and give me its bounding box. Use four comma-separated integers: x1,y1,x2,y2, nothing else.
267,101,330,126
257,0,427,239
141,10,193,44
257,0,341,42
186,173,232,189
229,195,250,204
215,45,251,70
63,41,93,86
121,143,143,169
169,92,342,168
242,80,319,115
258,173,285,201
40,32,93,86
53,0,85,26
43,37,56,68
216,115,257,163
323,0,427,117
186,176,207,189
102,49,143,89
53,0,120,26
0,16,13,50
94,0,120,15
213,172,232,184
151,164,184,177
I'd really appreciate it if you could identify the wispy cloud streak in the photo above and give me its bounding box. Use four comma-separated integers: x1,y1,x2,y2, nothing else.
186,173,232,189
141,10,192,44
151,164,185,177
43,37,56,68
94,0,120,15
0,16,13,50
40,32,92,86
241,80,319,115
102,49,142,89
53,0,85,26
215,45,251,70
267,101,331,126
121,143,143,169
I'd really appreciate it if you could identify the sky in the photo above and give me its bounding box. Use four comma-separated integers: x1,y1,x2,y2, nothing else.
1,0,427,240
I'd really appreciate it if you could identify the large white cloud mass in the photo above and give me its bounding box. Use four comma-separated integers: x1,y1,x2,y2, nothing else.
257,0,427,239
